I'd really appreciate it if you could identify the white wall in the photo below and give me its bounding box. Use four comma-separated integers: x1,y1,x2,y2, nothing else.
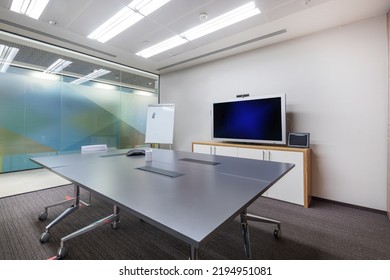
160,15,388,211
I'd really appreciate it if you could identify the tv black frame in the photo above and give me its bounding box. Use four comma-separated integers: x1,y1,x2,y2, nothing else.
211,94,287,145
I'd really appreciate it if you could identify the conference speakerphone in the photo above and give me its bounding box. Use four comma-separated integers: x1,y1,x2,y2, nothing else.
288,133,310,148
126,148,146,156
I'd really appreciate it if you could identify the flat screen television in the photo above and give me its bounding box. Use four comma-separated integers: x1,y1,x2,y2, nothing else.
212,94,286,145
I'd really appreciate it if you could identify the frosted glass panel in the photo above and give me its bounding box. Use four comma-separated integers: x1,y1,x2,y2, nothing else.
0,34,158,173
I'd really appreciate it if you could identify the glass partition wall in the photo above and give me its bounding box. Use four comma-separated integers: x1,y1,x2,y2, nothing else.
0,31,159,173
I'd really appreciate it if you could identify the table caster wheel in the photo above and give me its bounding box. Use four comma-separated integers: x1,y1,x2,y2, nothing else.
57,247,66,259
38,211,48,221
274,228,281,239
40,232,50,243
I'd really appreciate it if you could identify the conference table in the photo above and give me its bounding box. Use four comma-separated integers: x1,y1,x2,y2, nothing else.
31,148,294,260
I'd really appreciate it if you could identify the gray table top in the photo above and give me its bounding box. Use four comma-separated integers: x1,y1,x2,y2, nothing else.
31,148,294,248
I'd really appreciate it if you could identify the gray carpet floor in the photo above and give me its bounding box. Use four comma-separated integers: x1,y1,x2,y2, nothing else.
1,184,389,260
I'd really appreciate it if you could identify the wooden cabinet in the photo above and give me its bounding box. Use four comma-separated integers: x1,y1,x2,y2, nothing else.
192,141,311,208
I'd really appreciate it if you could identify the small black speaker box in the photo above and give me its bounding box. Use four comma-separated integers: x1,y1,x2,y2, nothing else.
288,133,310,148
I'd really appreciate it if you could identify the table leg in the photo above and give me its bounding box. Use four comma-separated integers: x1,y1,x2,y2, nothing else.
39,185,81,243
56,204,121,259
111,204,120,229
190,246,199,260
240,209,282,259
240,210,251,259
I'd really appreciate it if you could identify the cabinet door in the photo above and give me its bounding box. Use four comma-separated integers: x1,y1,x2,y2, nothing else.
215,146,237,157
237,147,268,197
237,148,265,160
193,144,212,154
267,150,304,205
193,144,237,157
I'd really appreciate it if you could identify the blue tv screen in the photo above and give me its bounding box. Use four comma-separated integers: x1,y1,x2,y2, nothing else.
212,94,286,145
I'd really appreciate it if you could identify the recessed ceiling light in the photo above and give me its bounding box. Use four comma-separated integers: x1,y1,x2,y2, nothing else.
136,1,261,58
44,59,72,74
136,35,188,58
10,0,50,20
70,69,111,85
88,0,172,43
0,44,19,73
182,2,260,41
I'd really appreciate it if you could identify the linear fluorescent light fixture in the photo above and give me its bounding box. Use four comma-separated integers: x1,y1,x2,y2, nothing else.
70,69,111,85
136,1,261,58
136,36,188,59
88,0,172,43
0,44,20,73
182,2,261,41
10,0,50,19
44,59,72,74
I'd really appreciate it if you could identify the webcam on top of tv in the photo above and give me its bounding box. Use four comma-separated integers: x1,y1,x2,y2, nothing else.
236,94,250,98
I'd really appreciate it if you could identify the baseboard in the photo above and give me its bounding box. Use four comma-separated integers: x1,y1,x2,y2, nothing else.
312,196,387,215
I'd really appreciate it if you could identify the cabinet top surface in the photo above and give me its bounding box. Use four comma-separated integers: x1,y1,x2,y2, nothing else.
193,141,310,153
